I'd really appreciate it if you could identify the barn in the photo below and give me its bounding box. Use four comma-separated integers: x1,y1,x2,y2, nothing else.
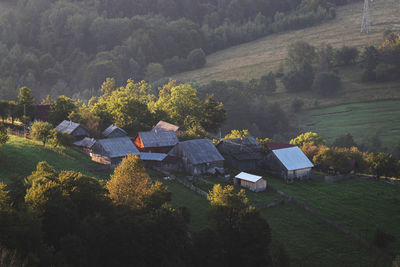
266,146,314,181
152,121,180,133
34,105,50,122
234,172,267,192
102,124,127,138
55,120,90,139
168,139,224,176
73,137,96,155
134,130,178,153
216,137,263,171
91,137,139,168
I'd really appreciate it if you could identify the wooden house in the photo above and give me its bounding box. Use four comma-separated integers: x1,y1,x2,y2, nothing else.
134,130,178,153
55,120,90,139
265,146,314,181
34,105,50,122
73,137,96,155
168,139,225,176
102,124,127,138
234,172,267,192
152,121,180,133
91,137,139,168
216,137,263,171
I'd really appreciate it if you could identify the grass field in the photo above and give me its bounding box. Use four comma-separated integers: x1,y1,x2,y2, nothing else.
0,135,109,183
297,100,400,148
173,0,400,84
267,176,400,257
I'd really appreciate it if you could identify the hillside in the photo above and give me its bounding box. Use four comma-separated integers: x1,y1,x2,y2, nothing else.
173,0,400,84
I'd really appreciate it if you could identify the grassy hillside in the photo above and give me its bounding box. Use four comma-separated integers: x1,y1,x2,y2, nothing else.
298,100,400,148
0,135,109,183
173,0,400,84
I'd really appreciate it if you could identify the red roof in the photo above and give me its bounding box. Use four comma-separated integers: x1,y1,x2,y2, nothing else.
35,105,50,121
267,143,295,151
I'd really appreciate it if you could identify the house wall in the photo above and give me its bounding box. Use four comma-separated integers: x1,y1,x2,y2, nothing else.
184,160,224,176
265,153,312,180
234,178,267,192
292,168,312,179
91,153,111,165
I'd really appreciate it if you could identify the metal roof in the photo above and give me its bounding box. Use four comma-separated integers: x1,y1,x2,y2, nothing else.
272,146,314,171
170,139,224,165
55,120,81,134
73,137,96,148
217,137,263,161
152,121,179,132
139,152,167,161
97,137,139,158
235,172,263,183
138,130,178,148
102,124,127,137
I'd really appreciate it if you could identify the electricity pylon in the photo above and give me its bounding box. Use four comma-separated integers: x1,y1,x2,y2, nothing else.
361,0,372,34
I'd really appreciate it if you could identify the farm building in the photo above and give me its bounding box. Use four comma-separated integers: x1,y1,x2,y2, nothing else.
34,105,50,122
152,121,180,133
73,137,96,155
216,137,263,171
266,143,295,151
91,137,139,168
266,146,314,180
55,120,90,139
102,124,127,138
168,139,225,176
139,152,179,170
134,130,178,153
234,172,267,192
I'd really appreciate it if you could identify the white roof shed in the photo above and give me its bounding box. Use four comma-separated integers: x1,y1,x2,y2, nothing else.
235,172,263,183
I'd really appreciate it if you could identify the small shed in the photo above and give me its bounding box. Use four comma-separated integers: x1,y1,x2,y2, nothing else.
266,146,314,180
152,121,180,133
134,130,178,153
55,120,90,139
234,172,267,192
73,137,96,155
217,137,263,171
91,137,139,168
102,124,127,138
168,139,225,176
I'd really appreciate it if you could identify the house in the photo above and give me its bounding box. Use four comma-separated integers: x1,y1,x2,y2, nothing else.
216,137,263,171
91,137,139,168
34,105,50,122
152,121,180,133
102,124,127,138
73,137,96,155
234,172,267,192
134,130,178,153
139,152,179,170
55,120,90,139
168,139,224,176
266,146,314,180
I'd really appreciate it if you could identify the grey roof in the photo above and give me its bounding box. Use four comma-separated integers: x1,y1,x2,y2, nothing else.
138,130,178,148
73,137,96,148
139,152,167,162
55,120,81,134
97,137,139,158
272,146,314,171
217,137,263,161
102,124,127,137
170,139,224,165
152,121,180,132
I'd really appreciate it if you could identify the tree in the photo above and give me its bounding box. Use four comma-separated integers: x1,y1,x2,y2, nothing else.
100,77,116,96
260,72,277,93
287,41,317,70
224,129,251,139
312,71,341,96
282,62,314,92
30,121,53,146
144,63,165,82
0,101,9,122
48,95,77,126
200,94,226,133
360,46,380,81
334,46,358,66
106,155,170,210
332,133,357,148
366,152,398,179
187,48,206,69
50,129,73,148
0,124,8,147
290,132,326,148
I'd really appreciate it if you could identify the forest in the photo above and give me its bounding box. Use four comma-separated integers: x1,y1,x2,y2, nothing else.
0,0,361,100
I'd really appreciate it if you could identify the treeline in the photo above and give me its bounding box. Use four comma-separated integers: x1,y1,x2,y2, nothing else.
0,0,357,100
0,156,289,266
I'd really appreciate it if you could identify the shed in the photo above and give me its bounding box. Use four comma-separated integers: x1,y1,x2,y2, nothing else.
73,137,96,155
266,146,314,180
234,172,267,192
34,105,50,122
102,124,127,138
152,121,180,133
168,139,224,176
134,130,178,153
91,137,139,168
55,120,90,139
216,137,263,171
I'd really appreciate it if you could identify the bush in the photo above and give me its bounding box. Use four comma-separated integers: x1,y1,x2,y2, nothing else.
291,98,304,112
312,71,341,96
335,46,359,66
187,48,206,69
282,62,314,92
373,228,395,248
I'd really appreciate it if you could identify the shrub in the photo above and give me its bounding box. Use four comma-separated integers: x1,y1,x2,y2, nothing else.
373,228,396,248
187,48,206,69
312,71,341,96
